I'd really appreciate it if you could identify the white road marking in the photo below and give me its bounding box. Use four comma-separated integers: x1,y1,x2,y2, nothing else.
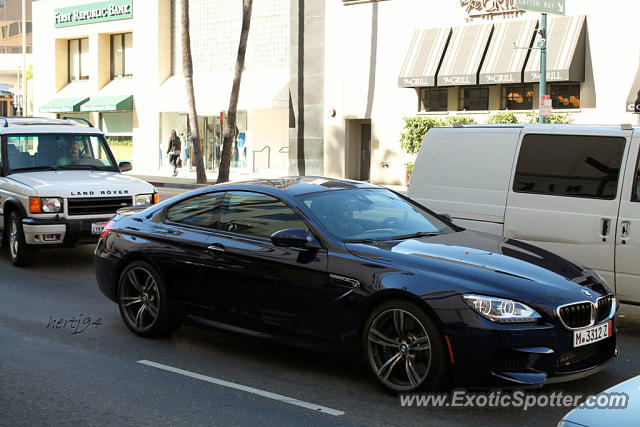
137,360,345,416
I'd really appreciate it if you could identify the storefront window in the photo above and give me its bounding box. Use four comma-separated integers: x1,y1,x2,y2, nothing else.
459,87,489,111
69,38,89,81
111,33,133,79
502,84,534,110
549,83,580,109
101,112,133,163
419,88,448,112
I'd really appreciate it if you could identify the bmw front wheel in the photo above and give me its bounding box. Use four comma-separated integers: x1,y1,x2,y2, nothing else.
363,300,449,393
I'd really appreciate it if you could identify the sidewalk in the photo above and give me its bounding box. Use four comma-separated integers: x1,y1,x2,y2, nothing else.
128,167,408,195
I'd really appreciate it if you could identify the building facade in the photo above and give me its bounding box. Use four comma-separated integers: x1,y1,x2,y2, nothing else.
324,0,640,184
1,0,33,116
33,0,290,172
32,0,640,183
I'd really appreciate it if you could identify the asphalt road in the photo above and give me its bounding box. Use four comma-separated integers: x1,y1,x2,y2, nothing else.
1,186,639,426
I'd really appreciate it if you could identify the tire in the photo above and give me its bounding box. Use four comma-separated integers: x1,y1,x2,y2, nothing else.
362,299,450,394
7,211,35,267
117,260,179,338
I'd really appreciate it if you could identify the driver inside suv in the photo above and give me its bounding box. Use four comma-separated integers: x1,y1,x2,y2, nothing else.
57,141,85,166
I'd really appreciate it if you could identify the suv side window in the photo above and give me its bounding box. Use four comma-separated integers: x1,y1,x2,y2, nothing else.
513,134,626,199
219,191,307,239
166,192,223,229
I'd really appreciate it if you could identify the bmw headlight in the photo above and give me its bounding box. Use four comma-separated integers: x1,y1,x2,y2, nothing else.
463,294,541,323
134,193,154,206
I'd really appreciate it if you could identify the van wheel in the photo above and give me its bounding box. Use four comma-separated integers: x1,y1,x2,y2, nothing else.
8,212,35,267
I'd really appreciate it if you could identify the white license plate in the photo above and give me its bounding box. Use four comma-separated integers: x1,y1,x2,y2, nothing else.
91,221,108,235
573,321,612,348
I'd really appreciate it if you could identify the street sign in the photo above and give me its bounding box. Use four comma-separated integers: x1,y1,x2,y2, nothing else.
540,95,553,117
516,0,565,15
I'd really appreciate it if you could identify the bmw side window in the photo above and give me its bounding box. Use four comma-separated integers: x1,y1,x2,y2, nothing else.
166,193,223,229
220,191,307,239
513,134,626,199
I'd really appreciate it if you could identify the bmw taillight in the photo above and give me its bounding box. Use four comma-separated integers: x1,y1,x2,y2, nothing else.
100,220,116,239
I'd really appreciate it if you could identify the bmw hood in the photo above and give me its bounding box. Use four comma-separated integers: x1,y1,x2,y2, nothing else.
8,170,155,198
344,230,610,305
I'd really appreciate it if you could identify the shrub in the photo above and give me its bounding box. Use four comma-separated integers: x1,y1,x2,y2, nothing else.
487,112,519,124
106,137,133,146
399,117,442,155
443,116,476,126
405,161,414,174
524,112,574,124
399,116,477,155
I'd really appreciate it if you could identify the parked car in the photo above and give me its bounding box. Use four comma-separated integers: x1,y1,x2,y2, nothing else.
95,177,616,393
408,124,640,305
558,374,639,426
0,116,157,266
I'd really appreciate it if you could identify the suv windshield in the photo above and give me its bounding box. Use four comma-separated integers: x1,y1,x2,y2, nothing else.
298,188,455,242
6,134,118,173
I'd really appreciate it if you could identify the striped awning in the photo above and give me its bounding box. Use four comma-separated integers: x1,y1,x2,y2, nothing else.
524,15,586,83
437,23,493,86
626,66,640,113
479,20,538,85
398,27,451,88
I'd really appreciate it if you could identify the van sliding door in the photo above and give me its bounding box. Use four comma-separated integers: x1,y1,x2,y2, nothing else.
614,136,640,303
504,129,631,289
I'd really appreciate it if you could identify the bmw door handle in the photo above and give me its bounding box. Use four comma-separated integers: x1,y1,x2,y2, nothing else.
207,242,226,252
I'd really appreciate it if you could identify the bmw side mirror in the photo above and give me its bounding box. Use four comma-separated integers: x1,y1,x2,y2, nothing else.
271,228,321,250
119,161,132,172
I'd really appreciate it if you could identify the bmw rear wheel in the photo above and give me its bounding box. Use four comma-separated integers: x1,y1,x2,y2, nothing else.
117,261,178,337
363,300,449,393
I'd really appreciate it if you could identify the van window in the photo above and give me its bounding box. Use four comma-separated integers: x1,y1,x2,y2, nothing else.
513,134,626,199
632,151,640,202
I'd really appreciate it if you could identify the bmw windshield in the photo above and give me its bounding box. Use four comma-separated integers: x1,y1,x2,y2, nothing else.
298,188,456,242
6,134,118,173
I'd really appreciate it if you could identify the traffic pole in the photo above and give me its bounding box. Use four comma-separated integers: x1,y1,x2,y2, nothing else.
538,12,547,124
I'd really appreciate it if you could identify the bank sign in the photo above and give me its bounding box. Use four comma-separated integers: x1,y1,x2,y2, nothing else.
55,0,133,28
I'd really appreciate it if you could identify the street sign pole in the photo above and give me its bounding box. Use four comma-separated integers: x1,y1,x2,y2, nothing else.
538,12,547,124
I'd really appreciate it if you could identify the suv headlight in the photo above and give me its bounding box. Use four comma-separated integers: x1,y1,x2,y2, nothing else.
463,294,541,323
29,197,62,213
134,193,157,206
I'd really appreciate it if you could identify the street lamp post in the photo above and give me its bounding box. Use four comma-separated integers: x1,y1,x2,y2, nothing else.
538,12,547,124
21,0,26,117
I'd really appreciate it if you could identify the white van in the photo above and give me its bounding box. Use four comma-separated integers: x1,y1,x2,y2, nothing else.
408,124,640,304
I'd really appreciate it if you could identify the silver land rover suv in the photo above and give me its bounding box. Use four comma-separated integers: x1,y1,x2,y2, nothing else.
0,117,157,266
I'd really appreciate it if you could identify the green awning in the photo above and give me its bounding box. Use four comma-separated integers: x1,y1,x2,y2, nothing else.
80,95,133,112
39,97,89,113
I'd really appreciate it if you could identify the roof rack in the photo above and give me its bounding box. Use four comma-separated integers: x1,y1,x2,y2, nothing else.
0,117,7,127
62,116,93,127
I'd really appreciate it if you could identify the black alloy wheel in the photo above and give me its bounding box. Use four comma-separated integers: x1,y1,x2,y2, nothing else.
117,261,178,337
363,300,449,393
8,211,34,267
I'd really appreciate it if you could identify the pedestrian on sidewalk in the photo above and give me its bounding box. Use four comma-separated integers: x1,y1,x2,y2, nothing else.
167,129,181,177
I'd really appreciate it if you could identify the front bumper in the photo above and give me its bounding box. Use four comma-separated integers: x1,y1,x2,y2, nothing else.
441,311,616,388
22,217,110,247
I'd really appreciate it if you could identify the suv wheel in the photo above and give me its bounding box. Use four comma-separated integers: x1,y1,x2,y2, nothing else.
8,212,35,266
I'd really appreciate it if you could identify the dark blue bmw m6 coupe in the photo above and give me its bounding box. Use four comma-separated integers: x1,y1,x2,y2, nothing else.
94,177,616,393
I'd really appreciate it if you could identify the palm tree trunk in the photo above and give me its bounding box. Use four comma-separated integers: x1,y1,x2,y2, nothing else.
217,0,253,184
182,0,207,184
